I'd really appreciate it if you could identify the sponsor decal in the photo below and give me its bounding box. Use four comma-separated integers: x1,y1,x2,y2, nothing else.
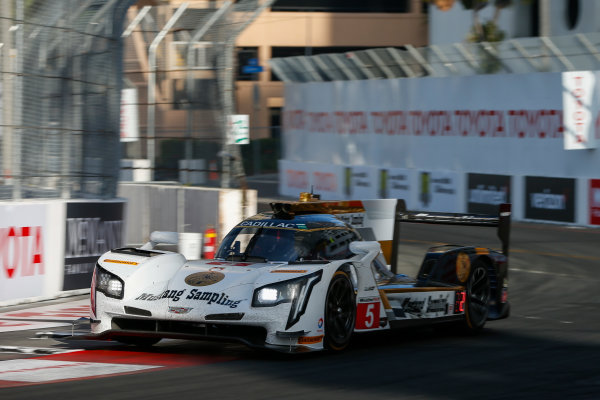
402,298,426,314
317,318,323,329
238,221,301,229
65,218,123,258
297,335,324,345
0,226,44,279
135,289,242,308
209,267,226,271
358,296,379,303
185,271,225,287
168,306,193,314
456,252,471,283
136,290,186,302
454,291,466,313
271,270,308,274
336,213,365,227
207,261,252,267
400,294,450,316
104,259,138,266
355,302,380,330
426,296,449,313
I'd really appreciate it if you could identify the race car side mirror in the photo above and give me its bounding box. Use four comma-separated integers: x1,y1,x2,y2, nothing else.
349,241,381,255
140,231,179,250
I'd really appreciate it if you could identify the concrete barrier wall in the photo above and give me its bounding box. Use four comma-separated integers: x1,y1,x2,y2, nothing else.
1,187,256,305
0,199,126,304
117,183,257,245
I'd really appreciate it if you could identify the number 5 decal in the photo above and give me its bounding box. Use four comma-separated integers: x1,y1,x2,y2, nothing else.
355,302,380,330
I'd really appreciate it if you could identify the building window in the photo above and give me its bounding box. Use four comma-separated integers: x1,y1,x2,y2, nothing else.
237,47,260,81
271,0,411,13
566,0,579,30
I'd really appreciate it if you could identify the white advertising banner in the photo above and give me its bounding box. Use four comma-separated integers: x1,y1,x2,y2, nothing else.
562,71,598,150
0,202,65,302
415,170,460,213
279,160,345,200
282,72,599,178
344,165,378,199
120,88,139,142
279,159,312,197
380,167,414,207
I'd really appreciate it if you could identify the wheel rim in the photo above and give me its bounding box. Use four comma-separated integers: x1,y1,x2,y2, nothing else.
467,265,490,327
326,274,354,346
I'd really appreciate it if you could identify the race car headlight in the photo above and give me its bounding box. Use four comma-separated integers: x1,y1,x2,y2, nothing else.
95,264,124,299
252,270,322,329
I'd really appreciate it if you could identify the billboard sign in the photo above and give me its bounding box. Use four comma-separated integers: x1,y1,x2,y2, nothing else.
227,114,250,145
467,173,511,214
525,176,575,222
64,201,125,290
562,71,597,150
344,166,377,199
590,179,600,225
417,170,459,212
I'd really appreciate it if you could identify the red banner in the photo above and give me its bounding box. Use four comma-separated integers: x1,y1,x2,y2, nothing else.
590,179,600,225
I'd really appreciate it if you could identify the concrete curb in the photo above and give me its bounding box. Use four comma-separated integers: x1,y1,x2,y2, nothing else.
0,289,90,308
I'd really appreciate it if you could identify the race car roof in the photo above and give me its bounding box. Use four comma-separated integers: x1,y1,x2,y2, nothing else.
238,212,352,231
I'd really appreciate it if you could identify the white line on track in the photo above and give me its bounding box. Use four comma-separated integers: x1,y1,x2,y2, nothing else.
0,359,160,383
509,268,588,280
514,314,574,324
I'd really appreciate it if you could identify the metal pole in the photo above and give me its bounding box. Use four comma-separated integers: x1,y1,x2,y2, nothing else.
122,6,151,38
221,0,275,189
147,3,189,181
12,0,23,200
185,1,232,184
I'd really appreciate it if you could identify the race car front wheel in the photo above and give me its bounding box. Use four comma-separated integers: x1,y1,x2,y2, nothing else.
324,270,356,351
465,260,491,331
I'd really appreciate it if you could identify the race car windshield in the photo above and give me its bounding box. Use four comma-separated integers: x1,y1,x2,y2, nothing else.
215,226,359,263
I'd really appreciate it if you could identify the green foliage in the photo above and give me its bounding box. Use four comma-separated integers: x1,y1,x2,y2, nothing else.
467,20,506,43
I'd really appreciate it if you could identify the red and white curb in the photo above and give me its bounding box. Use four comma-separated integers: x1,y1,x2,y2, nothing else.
0,346,82,355
0,299,89,333
0,349,236,388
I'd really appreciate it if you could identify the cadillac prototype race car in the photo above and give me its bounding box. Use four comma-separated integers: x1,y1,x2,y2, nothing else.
90,193,511,352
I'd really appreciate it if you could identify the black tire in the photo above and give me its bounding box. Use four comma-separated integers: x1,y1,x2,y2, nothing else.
324,270,356,351
464,261,491,331
114,336,161,347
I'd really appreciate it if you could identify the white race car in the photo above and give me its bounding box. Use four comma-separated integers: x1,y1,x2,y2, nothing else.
90,193,511,352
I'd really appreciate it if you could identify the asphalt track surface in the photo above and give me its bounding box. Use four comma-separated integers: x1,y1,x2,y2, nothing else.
2,221,600,400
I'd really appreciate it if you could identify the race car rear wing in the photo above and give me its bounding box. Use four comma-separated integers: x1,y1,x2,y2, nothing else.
390,200,511,275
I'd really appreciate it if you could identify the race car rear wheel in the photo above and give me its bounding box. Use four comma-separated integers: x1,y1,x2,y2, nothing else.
465,260,491,331
324,270,356,351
